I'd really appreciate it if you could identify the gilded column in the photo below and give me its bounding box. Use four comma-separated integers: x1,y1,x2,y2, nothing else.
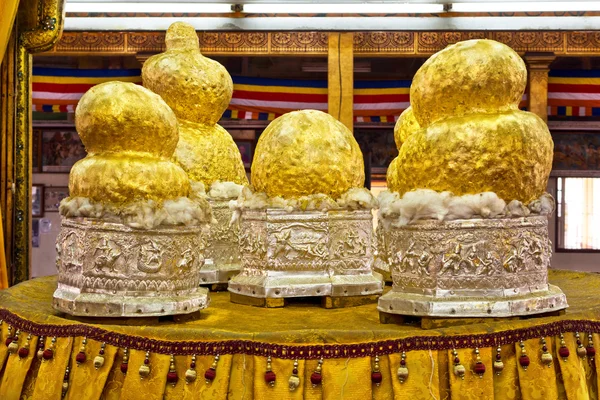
12,0,65,284
524,53,555,122
328,33,354,132
0,28,17,285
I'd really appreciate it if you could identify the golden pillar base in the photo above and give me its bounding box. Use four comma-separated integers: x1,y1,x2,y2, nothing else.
53,217,210,317
377,216,568,318
229,208,384,307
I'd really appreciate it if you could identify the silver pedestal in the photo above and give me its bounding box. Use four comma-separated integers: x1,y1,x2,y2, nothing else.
229,209,383,303
377,216,567,318
53,217,210,317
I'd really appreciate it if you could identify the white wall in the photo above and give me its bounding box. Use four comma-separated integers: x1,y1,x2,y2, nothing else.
31,173,69,278
547,178,600,272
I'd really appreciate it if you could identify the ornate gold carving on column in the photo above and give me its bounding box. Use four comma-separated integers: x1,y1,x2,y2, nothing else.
328,33,354,132
417,31,487,53
13,0,65,284
354,32,415,54
43,31,600,57
0,29,17,282
524,53,556,123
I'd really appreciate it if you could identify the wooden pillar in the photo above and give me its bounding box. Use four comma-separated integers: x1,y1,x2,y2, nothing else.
524,53,555,122
328,32,354,132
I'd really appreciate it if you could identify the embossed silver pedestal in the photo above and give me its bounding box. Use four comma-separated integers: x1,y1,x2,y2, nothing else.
53,217,210,317
199,199,241,287
377,216,568,318
228,209,384,307
373,223,392,283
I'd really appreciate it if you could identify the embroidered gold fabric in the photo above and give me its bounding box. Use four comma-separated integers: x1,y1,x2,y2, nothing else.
0,269,599,399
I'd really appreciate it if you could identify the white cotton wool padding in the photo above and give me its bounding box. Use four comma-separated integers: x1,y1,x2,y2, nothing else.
59,196,211,230
505,199,531,218
396,189,452,225
189,180,207,199
446,192,506,220
229,186,377,213
377,189,555,226
208,181,244,200
337,188,379,210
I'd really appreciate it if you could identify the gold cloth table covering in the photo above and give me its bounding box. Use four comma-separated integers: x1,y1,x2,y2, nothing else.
0,270,599,400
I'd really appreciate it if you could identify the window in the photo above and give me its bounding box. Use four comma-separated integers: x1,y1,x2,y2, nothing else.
556,177,600,251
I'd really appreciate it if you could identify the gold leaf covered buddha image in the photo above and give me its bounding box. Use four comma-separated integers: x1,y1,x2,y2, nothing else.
377,39,567,318
143,22,249,288
229,109,383,307
53,81,212,317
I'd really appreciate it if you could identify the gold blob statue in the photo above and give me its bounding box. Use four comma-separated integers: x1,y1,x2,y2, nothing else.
410,39,527,128
71,81,189,204
386,156,401,193
252,110,365,199
142,22,248,187
393,106,420,149
391,39,553,203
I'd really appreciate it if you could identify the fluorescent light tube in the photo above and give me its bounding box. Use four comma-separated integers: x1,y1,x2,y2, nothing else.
65,2,233,13
451,2,600,12
242,2,444,14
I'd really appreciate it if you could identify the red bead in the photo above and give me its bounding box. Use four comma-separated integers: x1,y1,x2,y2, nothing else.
519,355,530,367
190,362,196,368
577,340,582,346
292,368,298,375
542,346,548,352
454,357,460,364
42,349,54,360
310,372,322,386
120,363,128,374
166,371,178,384
496,354,502,360
99,350,105,355
587,347,596,358
371,371,383,384
264,370,276,384
400,359,406,366
144,358,150,364
204,368,216,381
5,337,12,347
474,362,486,376
559,347,570,359
18,347,29,358
76,351,86,364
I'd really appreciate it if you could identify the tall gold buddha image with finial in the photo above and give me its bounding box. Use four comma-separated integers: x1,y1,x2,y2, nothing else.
143,22,248,288
377,39,567,319
391,39,552,202
53,81,212,317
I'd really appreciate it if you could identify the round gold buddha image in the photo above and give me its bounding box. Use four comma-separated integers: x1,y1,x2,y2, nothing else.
252,110,365,199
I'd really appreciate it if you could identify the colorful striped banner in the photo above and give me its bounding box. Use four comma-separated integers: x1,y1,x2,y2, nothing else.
33,67,142,106
36,67,600,122
548,70,600,117
32,68,412,121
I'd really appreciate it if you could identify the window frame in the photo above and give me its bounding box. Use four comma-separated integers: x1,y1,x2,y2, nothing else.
554,175,600,253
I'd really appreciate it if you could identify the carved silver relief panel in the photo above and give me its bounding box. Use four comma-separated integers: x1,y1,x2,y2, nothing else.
204,199,241,268
237,209,374,275
384,216,552,294
377,215,568,317
56,217,206,296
